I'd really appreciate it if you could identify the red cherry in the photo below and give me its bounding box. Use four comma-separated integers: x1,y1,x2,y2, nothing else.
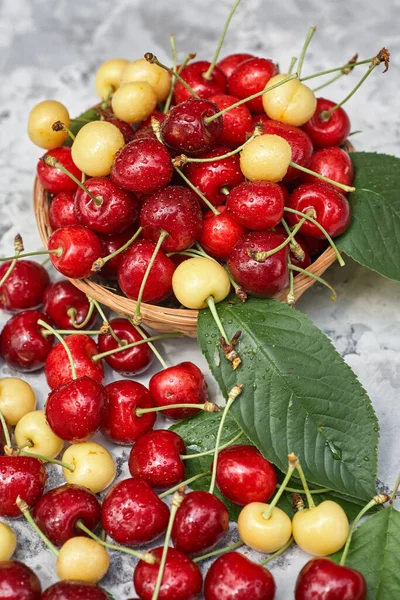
302,98,351,148
0,561,42,600
44,334,104,389
174,60,227,104
286,183,351,239
41,581,109,600
0,310,54,372
200,207,246,262
208,94,253,147
128,430,186,488
149,361,209,420
98,227,137,279
228,231,289,297
49,191,80,229
118,239,175,303
111,138,173,195
260,120,314,181
213,445,277,505
134,547,203,600
302,235,329,256
0,456,47,517
105,117,136,142
33,483,101,546
204,552,276,600
101,477,169,545
217,53,254,78
48,225,104,279
295,557,367,600
160,98,223,155
226,181,285,230
172,490,229,555
43,280,95,330
97,318,153,376
302,146,354,192
37,147,82,194
0,260,50,311
101,380,156,445
228,57,279,113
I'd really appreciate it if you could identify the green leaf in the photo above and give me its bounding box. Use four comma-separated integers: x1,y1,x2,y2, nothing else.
64,107,100,146
337,152,400,282
331,506,400,599
198,296,379,502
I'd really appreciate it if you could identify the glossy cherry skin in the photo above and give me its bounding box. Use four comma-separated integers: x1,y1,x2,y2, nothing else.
172,491,229,555
48,225,104,279
44,334,104,389
101,380,156,445
200,207,246,261
128,430,186,488
302,146,354,192
228,231,289,297
204,552,276,600
0,561,42,600
209,94,253,147
33,483,101,546
174,60,227,104
134,547,203,600
105,117,136,142
295,558,367,600
97,318,153,376
45,376,106,442
74,177,139,235
41,581,109,600
43,280,96,330
228,57,279,113
101,477,170,546
98,227,136,279
184,146,244,208
49,191,80,229
226,181,285,230
149,361,209,420
37,146,82,194
161,98,223,155
213,445,277,506
118,239,175,303
111,137,173,195
260,120,314,181
286,183,351,239
0,260,50,311
217,53,254,79
303,98,351,148
0,456,47,517
0,310,54,372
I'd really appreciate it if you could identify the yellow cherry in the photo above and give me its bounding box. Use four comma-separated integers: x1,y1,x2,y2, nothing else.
240,134,292,182
0,377,36,426
62,442,116,494
120,58,171,103
27,100,70,149
292,500,349,556
71,121,124,177
14,410,63,460
262,74,317,126
111,82,157,124
56,537,109,583
95,58,128,100
238,502,292,553
0,521,17,560
172,257,231,309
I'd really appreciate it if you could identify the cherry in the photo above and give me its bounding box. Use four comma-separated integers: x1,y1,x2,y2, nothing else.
149,361,209,420
286,183,351,239
0,260,50,311
174,60,227,104
302,235,329,256
37,146,82,194
111,137,173,194
97,318,153,376
0,310,54,372
226,181,285,230
48,225,104,279
0,561,41,600
0,456,47,517
204,552,276,600
41,581,109,600
160,98,223,154
213,445,277,506
49,191,80,229
217,53,254,78
43,281,95,330
105,117,136,142
302,146,354,191
200,206,246,261
101,476,170,545
33,483,101,546
98,227,136,279
101,380,156,445
44,334,104,389
128,429,186,488
228,57,279,113
302,98,351,148
260,120,314,181
295,557,367,600
134,547,203,600
208,94,253,147
228,231,289,297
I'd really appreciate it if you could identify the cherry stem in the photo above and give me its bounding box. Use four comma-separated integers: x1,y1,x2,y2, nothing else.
301,57,374,82
163,35,177,115
390,473,400,504
91,333,182,363
17,496,59,556
203,0,242,80
289,161,355,193
164,52,197,114
176,131,259,165
287,256,295,306
41,257,51,266
295,459,316,509
313,71,343,92
42,157,102,205
289,263,337,301
209,385,243,495
18,441,33,451
262,454,297,520
280,218,305,260
278,483,331,494
18,450,75,471
42,329,103,337
284,207,345,267
0,234,24,287
174,166,220,215
206,295,229,344
158,472,209,500
101,86,114,110
181,430,243,461
0,249,61,262
260,536,294,566
52,121,75,142
250,218,306,262
136,401,219,417
67,299,95,329
38,319,77,380
92,227,143,272
297,26,317,78
91,298,123,345
144,53,200,99
0,408,12,450
131,323,169,370
193,540,244,563
288,56,297,74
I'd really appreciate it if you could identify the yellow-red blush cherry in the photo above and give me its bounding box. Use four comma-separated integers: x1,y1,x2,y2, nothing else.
14,410,64,460
71,121,124,177
111,82,157,123
27,100,70,149
172,257,231,309
0,377,36,426
95,58,128,100
262,74,317,127
0,521,17,560
240,134,292,183
238,502,292,553
292,500,349,556
120,58,171,102
56,537,109,583
62,441,116,494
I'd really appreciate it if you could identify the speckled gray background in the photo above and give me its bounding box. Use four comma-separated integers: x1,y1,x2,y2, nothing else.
0,0,399,597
